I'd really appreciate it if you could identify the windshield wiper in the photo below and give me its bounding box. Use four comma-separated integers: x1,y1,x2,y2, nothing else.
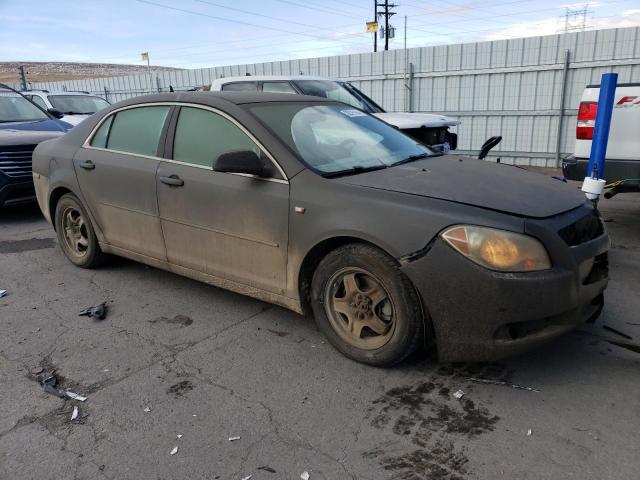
323,164,388,178
391,152,438,166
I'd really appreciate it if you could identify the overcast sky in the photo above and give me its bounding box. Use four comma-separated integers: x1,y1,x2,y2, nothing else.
1,0,639,68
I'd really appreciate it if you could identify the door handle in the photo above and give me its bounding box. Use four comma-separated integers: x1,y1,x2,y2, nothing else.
79,160,95,170
159,175,184,187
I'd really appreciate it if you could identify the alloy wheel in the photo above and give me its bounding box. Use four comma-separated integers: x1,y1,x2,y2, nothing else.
324,267,396,350
61,206,90,258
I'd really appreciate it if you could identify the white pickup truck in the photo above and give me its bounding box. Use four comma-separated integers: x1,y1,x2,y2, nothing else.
563,82,640,195
210,76,460,152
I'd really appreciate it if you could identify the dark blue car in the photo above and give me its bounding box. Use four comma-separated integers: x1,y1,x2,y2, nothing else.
0,89,72,207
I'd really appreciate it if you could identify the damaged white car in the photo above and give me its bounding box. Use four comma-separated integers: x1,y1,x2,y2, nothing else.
210,76,460,152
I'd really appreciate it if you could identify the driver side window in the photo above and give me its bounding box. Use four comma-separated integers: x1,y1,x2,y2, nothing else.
172,107,279,177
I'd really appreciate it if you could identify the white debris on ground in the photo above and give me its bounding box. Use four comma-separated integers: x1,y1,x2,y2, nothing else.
527,429,533,436
177,434,183,439
71,406,79,421
228,436,241,441
240,476,252,480
0,290,7,298
453,390,465,399
170,446,178,455
65,391,87,401
301,471,310,480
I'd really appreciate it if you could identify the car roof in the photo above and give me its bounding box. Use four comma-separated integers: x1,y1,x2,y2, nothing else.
42,91,97,96
115,91,336,108
210,75,340,86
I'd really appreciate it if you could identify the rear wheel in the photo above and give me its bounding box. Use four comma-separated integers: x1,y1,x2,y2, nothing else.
310,243,425,367
54,193,106,268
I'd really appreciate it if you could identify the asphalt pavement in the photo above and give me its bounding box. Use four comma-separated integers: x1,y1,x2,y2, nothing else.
1,189,638,480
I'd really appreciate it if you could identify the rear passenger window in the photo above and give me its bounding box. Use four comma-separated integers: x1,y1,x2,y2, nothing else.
221,82,258,92
106,106,170,156
90,115,113,148
173,107,268,170
262,82,297,94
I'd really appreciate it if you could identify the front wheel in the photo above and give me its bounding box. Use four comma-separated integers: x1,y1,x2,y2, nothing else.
310,243,425,367
54,193,106,268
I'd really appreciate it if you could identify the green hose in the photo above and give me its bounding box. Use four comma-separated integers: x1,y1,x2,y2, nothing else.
605,178,640,189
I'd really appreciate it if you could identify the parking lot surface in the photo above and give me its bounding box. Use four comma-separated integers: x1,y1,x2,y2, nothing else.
1,188,639,480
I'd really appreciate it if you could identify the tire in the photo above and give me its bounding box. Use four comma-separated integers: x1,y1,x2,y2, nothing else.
310,243,425,367
54,193,107,268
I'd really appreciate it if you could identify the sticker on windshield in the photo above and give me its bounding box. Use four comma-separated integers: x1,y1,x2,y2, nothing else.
340,109,366,118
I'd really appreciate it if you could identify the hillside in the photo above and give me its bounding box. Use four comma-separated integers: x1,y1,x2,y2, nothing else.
0,62,183,84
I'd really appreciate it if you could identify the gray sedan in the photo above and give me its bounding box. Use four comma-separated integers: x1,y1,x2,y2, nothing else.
32,92,609,366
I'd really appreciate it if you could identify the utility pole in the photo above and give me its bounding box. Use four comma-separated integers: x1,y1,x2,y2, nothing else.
376,1,397,51
141,52,152,93
17,66,27,91
373,0,377,53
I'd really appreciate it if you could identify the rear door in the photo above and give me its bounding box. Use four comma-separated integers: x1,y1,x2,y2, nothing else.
74,105,172,259
156,105,289,293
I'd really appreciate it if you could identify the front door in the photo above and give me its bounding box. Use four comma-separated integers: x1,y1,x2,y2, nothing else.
74,105,171,260
156,106,289,294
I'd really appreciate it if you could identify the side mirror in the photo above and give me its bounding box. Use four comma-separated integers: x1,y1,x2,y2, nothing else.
47,108,64,119
213,150,271,177
478,136,502,160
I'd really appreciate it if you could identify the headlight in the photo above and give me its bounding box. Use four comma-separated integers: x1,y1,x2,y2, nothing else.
440,225,551,272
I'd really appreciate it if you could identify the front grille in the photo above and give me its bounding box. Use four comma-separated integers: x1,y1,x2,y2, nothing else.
0,144,36,178
558,209,604,246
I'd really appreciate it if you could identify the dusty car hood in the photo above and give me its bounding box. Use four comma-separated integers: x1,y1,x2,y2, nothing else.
372,112,460,129
337,155,587,218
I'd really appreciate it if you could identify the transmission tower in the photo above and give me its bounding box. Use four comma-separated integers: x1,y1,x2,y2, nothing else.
558,4,591,33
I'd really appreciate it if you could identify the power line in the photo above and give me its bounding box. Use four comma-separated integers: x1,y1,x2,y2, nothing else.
271,0,362,19
135,0,366,44
404,0,633,31
192,0,354,33
91,0,637,66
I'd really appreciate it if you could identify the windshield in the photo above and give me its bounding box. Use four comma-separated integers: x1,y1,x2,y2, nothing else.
250,103,434,176
48,95,109,114
294,80,376,112
0,95,49,122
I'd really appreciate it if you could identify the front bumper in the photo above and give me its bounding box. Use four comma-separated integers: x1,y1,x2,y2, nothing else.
0,174,35,207
402,209,609,362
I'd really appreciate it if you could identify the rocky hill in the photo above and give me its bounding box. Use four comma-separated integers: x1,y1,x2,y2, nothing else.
0,62,182,84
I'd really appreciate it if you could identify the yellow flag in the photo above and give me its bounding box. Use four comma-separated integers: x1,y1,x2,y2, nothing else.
366,21,378,33
141,52,149,61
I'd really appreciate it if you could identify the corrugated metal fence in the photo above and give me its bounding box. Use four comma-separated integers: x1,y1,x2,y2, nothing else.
19,27,640,167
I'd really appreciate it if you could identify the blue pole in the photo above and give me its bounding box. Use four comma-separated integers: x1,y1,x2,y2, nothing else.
586,72,618,179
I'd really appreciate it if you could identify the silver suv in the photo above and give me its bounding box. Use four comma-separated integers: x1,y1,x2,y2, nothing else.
22,91,109,126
